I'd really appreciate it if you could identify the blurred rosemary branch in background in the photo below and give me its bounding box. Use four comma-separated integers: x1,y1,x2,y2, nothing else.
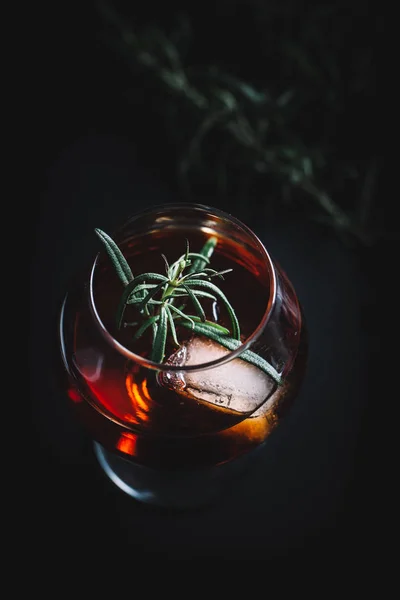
95,0,384,245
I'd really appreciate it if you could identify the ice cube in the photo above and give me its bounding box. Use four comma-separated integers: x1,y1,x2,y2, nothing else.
161,336,276,414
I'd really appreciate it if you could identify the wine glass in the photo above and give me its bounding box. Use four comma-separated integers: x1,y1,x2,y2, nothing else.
58,203,307,508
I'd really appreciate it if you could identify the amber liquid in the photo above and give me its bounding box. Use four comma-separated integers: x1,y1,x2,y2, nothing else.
64,227,307,470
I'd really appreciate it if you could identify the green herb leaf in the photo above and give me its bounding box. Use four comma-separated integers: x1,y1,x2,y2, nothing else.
135,280,167,313
183,279,240,340
150,305,168,363
133,315,160,340
165,304,180,346
167,303,195,329
126,283,158,300
170,289,217,301
180,315,230,334
182,284,206,321
161,253,170,275
205,268,233,279
95,228,134,286
188,236,217,274
115,273,168,329
186,252,211,263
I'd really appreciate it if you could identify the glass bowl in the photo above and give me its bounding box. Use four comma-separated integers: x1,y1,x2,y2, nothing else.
58,203,308,508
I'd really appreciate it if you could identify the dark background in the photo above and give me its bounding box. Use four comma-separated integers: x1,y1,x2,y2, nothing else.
30,1,391,564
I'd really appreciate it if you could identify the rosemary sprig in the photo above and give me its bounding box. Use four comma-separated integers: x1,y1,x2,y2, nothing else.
96,229,282,385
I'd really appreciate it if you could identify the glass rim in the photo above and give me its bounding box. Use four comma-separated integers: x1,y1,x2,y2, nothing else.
88,202,276,372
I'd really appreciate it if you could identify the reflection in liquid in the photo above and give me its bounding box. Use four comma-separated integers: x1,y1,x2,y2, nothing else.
74,347,104,382
116,431,137,456
125,373,150,424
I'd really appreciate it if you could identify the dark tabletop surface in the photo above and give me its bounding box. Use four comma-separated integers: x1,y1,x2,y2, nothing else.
28,2,391,565
30,133,387,563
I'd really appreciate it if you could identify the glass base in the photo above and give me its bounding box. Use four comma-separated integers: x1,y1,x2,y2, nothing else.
93,441,263,509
